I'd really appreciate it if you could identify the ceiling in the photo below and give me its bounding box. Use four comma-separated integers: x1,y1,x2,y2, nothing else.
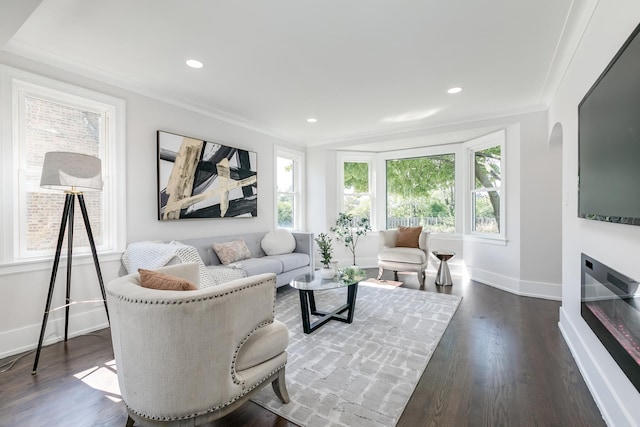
2,0,592,149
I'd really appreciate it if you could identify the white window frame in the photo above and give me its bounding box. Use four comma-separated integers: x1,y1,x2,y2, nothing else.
378,144,464,235
274,146,305,231
0,65,126,269
465,130,506,241
337,152,376,229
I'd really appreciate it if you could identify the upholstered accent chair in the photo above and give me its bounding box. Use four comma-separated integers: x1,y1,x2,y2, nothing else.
377,228,429,287
106,263,290,426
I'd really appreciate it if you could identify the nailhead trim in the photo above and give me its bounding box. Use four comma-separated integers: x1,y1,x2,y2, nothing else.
110,275,285,422
106,276,276,304
126,363,287,422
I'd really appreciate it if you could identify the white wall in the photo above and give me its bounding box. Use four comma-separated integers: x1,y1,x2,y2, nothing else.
0,51,297,358
549,2,640,425
309,111,563,298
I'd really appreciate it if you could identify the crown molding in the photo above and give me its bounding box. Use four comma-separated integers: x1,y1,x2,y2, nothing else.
3,40,302,146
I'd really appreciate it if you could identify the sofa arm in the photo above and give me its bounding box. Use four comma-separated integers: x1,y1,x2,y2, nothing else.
106,272,279,420
292,231,314,265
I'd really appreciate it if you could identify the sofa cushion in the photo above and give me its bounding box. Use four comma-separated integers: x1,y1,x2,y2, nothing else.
378,247,427,265
236,320,289,371
212,239,251,265
239,257,284,276
261,229,296,255
138,269,198,291
268,253,311,272
396,226,422,248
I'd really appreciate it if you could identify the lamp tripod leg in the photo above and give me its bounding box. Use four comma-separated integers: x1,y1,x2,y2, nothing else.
64,196,74,342
78,194,109,323
32,193,74,375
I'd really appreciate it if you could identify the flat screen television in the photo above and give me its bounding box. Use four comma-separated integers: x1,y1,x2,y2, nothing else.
578,23,640,225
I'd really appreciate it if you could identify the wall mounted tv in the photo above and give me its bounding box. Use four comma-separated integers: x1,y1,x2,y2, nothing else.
579,22,640,225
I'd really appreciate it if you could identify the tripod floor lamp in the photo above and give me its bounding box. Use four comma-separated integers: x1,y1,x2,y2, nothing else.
32,151,110,374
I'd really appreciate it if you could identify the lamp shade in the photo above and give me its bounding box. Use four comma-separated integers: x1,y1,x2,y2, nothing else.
40,151,103,192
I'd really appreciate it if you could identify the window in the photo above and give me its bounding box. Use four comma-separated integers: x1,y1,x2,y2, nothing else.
275,147,304,230
468,131,505,237
1,67,125,265
386,154,455,232
339,154,374,223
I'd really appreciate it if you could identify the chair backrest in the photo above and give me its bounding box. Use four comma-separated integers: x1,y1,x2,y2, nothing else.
379,229,429,252
106,264,278,421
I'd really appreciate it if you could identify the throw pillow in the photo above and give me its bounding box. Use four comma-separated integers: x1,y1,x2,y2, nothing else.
261,229,296,255
396,226,423,248
212,239,252,265
138,269,198,291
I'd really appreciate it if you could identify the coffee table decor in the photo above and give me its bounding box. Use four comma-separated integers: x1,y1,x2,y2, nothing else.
251,283,462,427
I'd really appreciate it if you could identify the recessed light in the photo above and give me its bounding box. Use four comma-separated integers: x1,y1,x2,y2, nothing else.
186,59,204,69
307,118,318,123
447,87,462,94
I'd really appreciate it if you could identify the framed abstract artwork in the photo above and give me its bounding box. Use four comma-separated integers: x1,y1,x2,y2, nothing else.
157,130,257,220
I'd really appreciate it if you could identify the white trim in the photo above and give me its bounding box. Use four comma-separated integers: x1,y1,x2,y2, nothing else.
274,145,305,231
336,151,376,227
464,130,506,239
0,308,109,360
0,65,126,266
468,265,561,300
378,144,463,233
558,308,638,427
3,41,301,147
0,251,123,276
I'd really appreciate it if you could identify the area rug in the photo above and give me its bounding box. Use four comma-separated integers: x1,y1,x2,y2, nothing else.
251,282,462,427
361,278,403,288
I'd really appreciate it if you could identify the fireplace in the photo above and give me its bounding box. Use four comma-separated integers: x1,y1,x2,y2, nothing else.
581,254,640,392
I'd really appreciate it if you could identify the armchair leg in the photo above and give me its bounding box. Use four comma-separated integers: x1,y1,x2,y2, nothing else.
394,271,399,281
126,415,135,426
377,267,384,280
419,271,426,288
272,368,290,404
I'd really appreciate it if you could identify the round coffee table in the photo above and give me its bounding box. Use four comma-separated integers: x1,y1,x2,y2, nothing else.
433,251,455,286
290,273,359,334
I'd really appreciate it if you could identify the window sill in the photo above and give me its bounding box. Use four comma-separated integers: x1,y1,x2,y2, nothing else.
0,250,123,276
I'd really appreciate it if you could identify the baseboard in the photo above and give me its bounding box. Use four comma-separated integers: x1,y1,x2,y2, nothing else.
467,266,561,300
0,307,109,359
558,308,639,427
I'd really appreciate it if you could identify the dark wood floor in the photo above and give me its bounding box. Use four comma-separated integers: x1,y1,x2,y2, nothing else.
0,270,605,427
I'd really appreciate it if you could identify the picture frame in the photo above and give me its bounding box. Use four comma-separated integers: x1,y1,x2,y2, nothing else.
157,130,257,220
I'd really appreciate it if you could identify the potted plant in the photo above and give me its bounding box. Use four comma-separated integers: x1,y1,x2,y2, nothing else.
314,232,335,278
330,212,371,266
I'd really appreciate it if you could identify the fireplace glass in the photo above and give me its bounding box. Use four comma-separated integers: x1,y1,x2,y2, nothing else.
581,254,640,392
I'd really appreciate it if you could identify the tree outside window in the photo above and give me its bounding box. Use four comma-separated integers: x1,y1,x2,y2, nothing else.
472,145,502,233
343,161,371,221
386,154,455,232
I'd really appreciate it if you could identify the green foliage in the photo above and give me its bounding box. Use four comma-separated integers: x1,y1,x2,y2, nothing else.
314,232,334,267
330,212,371,265
344,162,369,193
473,145,502,232
386,154,455,197
385,154,456,232
337,266,367,283
277,198,292,227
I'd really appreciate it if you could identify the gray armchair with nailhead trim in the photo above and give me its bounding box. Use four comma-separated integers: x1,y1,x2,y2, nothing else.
106,262,290,426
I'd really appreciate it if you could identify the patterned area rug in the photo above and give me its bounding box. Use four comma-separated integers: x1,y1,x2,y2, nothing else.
251,282,462,427
361,278,403,288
